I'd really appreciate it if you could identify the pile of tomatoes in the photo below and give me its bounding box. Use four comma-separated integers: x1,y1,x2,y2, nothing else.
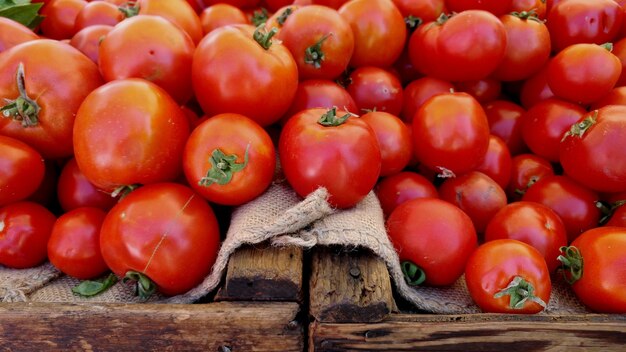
0,0,625,312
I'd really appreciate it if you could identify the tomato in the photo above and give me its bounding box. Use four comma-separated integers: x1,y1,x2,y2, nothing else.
183,113,276,206
57,158,117,212
74,0,123,31
262,0,293,13
491,12,551,82
445,0,512,16
338,0,406,68
510,0,546,19
483,100,527,156
201,0,260,11
0,39,103,159
412,92,490,176
521,98,586,162
590,86,626,110
73,79,190,192
281,79,357,125
360,111,412,177
0,202,57,269
465,239,551,313
400,77,454,124
392,0,446,22
69,25,113,64
100,183,221,297
547,0,623,53
0,17,38,53
519,63,555,109
455,78,501,105
375,171,438,218
485,202,567,273
346,66,404,116
300,0,348,9
507,153,554,201
547,43,621,105
193,25,298,127
200,4,248,35
47,207,108,280
264,5,298,30
123,0,203,45
40,0,87,40
279,107,381,208
522,175,600,243
559,227,626,313
0,136,45,207
277,5,354,81
475,135,512,190
611,36,626,87
409,10,507,82
560,106,626,193
386,198,477,286
605,202,626,227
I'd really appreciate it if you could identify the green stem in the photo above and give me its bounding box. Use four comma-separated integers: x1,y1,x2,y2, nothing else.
111,184,140,200
0,63,40,127
253,25,278,50
494,276,547,310
251,7,269,27
118,0,139,17
401,261,426,286
405,15,422,31
317,107,351,126
123,271,157,300
199,145,250,187
276,7,294,26
562,111,597,142
601,42,614,52
305,33,332,69
558,246,583,285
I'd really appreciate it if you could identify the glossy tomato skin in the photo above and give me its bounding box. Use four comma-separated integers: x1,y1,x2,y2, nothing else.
200,4,248,35
135,0,203,45
445,0,512,16
483,100,527,156
100,183,221,296
40,0,87,40
392,0,446,22
0,202,57,269
401,77,454,124
412,92,490,175
465,239,551,313
73,79,190,192
590,86,626,110
360,111,412,177
560,106,626,193
485,201,567,273
511,0,546,19
455,78,501,105
605,204,626,227
193,25,298,127
519,64,555,109
347,67,404,116
57,158,117,212
0,39,103,159
47,207,108,279
612,37,626,87
0,136,45,207
74,0,123,31
279,108,381,209
386,198,478,286
563,227,626,313
375,171,438,218
69,25,113,64
475,135,512,190
183,113,276,206
507,153,554,201
0,17,38,53
280,79,357,125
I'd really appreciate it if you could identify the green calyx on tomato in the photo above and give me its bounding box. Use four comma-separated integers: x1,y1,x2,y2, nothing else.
118,1,140,18
558,246,583,285
511,10,542,22
123,271,157,300
72,273,118,297
596,200,626,225
318,107,351,127
199,145,250,187
0,63,40,128
305,33,332,69
601,42,614,52
401,261,426,286
253,26,278,50
514,175,540,196
276,7,294,26
111,184,140,200
251,8,269,27
404,16,423,32
494,276,547,309
561,111,598,142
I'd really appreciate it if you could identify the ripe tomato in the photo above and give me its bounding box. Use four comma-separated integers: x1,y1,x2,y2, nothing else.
386,198,477,286
338,0,406,68
57,158,117,212
560,106,626,193
412,92,490,175
280,79,357,125
475,135,512,190
73,79,190,192
0,135,45,207
590,86,626,110
279,107,381,209
445,0,512,16
200,4,248,35
612,37,626,87
74,0,123,31
510,0,546,19
507,153,554,201
375,171,438,218
183,113,276,206
0,17,38,53
360,111,412,177
47,207,109,280
69,25,113,64
0,201,57,269
192,25,298,127
392,0,446,22
400,77,454,124
100,183,221,297
0,39,103,159
605,202,626,227
485,202,567,273
455,78,501,105
519,64,555,109
409,10,507,81
124,0,203,45
483,100,527,156
201,0,260,11
559,227,626,313
39,0,87,40
465,239,551,313
347,66,404,116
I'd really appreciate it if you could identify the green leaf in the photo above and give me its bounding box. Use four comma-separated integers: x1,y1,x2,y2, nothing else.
0,3,44,30
72,273,118,297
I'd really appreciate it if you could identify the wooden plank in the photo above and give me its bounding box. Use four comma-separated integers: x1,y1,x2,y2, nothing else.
0,302,303,351
215,245,303,302
309,247,397,323
310,313,626,351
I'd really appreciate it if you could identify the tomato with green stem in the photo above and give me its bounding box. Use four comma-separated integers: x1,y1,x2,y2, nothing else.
507,153,554,201
0,135,45,207
392,0,446,22
39,0,87,40
280,79,357,125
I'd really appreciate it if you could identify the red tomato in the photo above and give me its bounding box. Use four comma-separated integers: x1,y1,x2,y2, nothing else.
392,0,446,22
590,86,626,110
560,106,626,193
338,0,406,68
412,92,490,175
0,17,38,53
519,63,555,109
346,66,404,116
201,0,260,11
559,227,626,313
0,202,57,269
522,175,600,243
510,0,546,19
301,0,348,9
611,36,626,87
183,113,276,206
455,78,501,105
409,10,507,81
375,171,438,218
74,0,123,31
483,100,527,156
605,202,626,227
485,201,567,273
57,158,117,212
281,79,357,125
400,77,454,124
73,79,190,192
465,239,551,313
445,0,512,16
475,135,512,190
521,98,586,162
279,107,381,208
47,207,109,280
360,111,412,177
262,0,293,12
126,0,203,45
200,4,248,35
0,39,103,159
100,183,221,297
0,135,45,207
40,0,87,40
507,153,554,201
386,198,477,286
192,25,298,127
69,25,113,64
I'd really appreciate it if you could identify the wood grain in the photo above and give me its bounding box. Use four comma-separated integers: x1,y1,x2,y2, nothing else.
310,313,626,351
0,302,303,352
309,247,397,323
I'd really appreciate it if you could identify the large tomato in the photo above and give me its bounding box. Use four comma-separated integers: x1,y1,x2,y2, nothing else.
100,183,221,297
360,111,412,177
0,39,103,159
39,0,87,40
73,79,190,192
73,0,123,31
0,17,38,53
0,135,45,207
57,158,117,212
392,0,446,22
386,198,477,286
279,107,381,208
375,171,438,218
192,25,298,127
